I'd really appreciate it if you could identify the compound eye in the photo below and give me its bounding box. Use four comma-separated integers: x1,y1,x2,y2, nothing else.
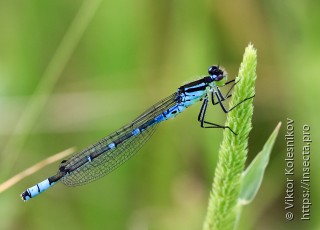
208,65,219,75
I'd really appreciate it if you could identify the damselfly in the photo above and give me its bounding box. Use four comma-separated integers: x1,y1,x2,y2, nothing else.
20,66,253,201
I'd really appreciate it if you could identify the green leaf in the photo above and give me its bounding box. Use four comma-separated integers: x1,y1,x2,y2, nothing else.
238,122,281,205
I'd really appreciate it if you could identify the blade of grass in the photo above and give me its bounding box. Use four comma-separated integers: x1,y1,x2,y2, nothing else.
203,44,257,230
239,122,281,205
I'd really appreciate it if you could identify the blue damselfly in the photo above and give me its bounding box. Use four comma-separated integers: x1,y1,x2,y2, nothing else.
20,66,253,201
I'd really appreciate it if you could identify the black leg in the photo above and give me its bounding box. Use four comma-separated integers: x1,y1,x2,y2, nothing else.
202,121,237,135
211,80,239,105
229,94,255,112
211,88,232,105
224,79,236,86
213,91,229,113
224,80,238,98
198,97,237,134
215,90,255,114
198,97,208,124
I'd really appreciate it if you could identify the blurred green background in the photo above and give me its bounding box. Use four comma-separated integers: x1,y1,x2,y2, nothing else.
0,0,318,229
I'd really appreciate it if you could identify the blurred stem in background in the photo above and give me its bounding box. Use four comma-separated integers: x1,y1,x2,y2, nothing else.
0,0,102,181
0,147,74,194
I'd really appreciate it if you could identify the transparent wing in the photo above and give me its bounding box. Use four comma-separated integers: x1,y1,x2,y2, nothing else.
60,93,177,186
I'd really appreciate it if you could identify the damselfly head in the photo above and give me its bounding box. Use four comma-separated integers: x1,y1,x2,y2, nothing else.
208,65,227,86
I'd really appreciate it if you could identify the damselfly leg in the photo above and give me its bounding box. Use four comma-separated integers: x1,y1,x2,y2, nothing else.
212,80,254,113
219,79,236,99
198,79,254,135
198,97,237,135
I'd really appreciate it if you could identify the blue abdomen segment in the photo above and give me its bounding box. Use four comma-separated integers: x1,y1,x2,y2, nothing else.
21,179,56,201
154,103,187,123
153,90,206,124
